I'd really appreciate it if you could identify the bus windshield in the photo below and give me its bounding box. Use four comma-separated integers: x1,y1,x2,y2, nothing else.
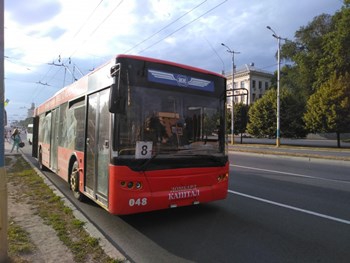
115,85,226,168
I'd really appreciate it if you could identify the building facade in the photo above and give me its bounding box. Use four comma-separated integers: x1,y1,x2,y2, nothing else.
225,63,274,107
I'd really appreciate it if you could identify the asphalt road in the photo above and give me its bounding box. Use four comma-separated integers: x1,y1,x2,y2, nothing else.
22,145,350,263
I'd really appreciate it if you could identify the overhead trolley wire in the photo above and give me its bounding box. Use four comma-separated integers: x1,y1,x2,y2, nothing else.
123,0,208,54
41,0,124,92
33,0,123,101
71,0,105,39
137,0,228,54
68,0,124,59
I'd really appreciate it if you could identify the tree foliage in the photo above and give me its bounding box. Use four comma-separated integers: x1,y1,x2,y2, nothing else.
303,73,350,147
316,5,350,88
281,13,334,94
233,102,249,135
247,90,276,138
242,2,350,140
280,2,350,93
247,89,307,138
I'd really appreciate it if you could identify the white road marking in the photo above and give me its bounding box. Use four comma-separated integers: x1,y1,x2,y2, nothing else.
230,164,350,184
229,190,350,225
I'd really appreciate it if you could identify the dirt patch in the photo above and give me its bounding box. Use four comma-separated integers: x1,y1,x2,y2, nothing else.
6,155,123,263
7,155,75,262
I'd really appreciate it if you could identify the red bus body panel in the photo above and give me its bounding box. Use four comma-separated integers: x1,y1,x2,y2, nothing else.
108,162,229,215
40,143,50,168
40,144,85,186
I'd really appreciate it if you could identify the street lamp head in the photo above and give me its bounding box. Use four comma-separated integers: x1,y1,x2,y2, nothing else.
221,43,234,53
266,25,277,37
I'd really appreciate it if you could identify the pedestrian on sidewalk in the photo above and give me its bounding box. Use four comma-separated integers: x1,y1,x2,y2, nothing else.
11,128,21,153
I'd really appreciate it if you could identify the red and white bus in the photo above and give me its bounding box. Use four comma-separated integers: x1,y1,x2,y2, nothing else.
32,55,229,215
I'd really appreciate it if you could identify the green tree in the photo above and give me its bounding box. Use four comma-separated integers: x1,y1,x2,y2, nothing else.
280,2,350,95
303,73,350,147
280,90,308,138
247,89,307,138
281,13,334,95
316,4,350,88
247,89,276,138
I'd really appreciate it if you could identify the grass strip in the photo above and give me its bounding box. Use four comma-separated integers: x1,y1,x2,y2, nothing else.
6,156,121,263
8,217,36,263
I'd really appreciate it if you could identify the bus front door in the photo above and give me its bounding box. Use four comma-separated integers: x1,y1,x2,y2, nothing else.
86,89,110,206
50,108,59,172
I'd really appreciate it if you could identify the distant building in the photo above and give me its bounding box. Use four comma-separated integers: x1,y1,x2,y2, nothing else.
225,63,274,107
27,102,35,118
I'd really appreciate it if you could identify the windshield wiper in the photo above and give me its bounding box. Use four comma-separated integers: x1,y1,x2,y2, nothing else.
135,149,178,171
136,154,159,171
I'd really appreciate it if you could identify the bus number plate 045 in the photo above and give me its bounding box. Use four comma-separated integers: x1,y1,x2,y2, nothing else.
135,141,153,159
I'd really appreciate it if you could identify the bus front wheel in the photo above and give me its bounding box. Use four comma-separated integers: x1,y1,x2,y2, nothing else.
38,148,46,171
70,161,84,201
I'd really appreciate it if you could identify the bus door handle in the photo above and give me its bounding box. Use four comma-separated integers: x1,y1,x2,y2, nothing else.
104,140,109,149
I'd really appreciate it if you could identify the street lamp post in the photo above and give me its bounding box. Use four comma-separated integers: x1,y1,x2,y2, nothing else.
221,43,240,145
266,26,286,148
0,0,8,260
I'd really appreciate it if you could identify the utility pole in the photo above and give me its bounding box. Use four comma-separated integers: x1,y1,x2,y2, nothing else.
267,26,287,148
0,0,8,261
221,43,240,145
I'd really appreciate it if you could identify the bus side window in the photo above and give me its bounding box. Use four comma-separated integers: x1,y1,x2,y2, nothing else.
43,112,52,144
67,98,85,150
58,103,68,148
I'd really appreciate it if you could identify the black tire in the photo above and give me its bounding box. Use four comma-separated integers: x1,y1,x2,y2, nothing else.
38,148,46,171
70,161,85,201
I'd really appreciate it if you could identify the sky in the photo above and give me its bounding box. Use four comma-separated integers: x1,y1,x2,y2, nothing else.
4,0,343,123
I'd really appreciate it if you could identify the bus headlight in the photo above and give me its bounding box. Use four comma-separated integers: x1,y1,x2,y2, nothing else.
120,181,143,190
217,173,228,182
135,182,142,189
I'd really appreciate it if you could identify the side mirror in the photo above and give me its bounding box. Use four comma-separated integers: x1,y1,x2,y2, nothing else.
109,64,125,114
109,87,126,114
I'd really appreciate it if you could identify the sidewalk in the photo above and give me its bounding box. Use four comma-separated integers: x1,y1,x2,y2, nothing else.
229,143,350,162
4,138,19,154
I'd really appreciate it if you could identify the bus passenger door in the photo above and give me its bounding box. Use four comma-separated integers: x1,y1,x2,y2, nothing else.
50,108,59,172
86,89,110,205
32,116,39,158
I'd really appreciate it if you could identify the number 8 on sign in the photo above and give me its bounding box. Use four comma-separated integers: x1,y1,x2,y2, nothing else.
135,141,153,159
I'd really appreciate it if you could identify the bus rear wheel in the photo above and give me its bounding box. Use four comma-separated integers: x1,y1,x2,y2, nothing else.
70,161,84,201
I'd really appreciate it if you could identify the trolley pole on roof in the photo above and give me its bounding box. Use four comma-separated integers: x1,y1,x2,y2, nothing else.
0,0,8,261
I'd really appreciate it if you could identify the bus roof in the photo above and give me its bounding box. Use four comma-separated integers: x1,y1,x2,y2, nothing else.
35,54,225,115
116,54,226,79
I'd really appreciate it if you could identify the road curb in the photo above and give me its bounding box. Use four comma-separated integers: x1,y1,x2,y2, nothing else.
229,150,350,166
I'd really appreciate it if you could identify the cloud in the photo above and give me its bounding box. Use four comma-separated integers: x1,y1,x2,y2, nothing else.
5,0,62,25
4,0,344,121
